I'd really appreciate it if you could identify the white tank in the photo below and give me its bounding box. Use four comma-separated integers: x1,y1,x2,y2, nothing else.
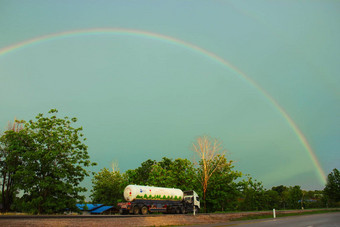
124,185,184,202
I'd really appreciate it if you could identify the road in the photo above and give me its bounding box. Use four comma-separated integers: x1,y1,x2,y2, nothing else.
190,212,340,227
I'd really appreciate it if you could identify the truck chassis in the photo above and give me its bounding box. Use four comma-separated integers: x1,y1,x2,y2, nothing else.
118,199,199,215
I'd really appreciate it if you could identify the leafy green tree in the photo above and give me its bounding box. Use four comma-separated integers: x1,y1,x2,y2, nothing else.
91,168,126,205
238,177,266,211
205,155,242,212
286,186,303,209
125,157,198,192
147,162,170,187
301,190,325,208
13,109,95,214
147,157,198,191
166,158,198,191
272,185,288,209
0,120,27,212
263,189,280,210
324,168,340,207
125,159,156,185
158,157,172,171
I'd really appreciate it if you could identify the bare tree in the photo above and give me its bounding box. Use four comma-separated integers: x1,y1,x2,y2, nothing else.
111,160,119,173
192,135,225,212
7,118,23,132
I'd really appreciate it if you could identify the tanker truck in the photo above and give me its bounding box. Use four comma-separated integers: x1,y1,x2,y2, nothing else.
117,185,200,215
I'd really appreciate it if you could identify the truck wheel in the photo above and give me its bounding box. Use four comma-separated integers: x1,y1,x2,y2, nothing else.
194,206,199,213
175,207,180,214
119,209,126,215
141,206,148,215
133,206,140,215
181,207,186,214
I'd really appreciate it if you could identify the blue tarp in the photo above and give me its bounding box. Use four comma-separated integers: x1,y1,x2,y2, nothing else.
76,204,103,211
91,205,114,214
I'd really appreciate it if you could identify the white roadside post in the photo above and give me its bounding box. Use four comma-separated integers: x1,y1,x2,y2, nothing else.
273,209,276,218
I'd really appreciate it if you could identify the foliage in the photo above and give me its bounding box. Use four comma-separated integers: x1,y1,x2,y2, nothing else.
205,155,242,212
147,157,198,191
125,159,156,185
324,168,340,207
125,157,198,191
0,120,27,212
263,189,280,209
91,155,332,212
91,168,126,204
2,116,334,214
286,186,303,209
1,109,95,214
238,177,267,211
302,190,326,209
272,185,289,209
193,135,226,212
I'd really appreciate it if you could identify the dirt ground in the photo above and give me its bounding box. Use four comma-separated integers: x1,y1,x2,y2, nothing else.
0,209,334,227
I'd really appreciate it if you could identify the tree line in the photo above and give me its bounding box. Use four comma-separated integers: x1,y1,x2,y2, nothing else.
92,157,339,212
1,110,339,214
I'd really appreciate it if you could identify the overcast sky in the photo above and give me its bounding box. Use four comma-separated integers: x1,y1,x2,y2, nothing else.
0,0,339,192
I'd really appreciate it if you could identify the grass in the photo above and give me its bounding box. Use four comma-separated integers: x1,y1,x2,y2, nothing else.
230,209,340,221
0,212,30,215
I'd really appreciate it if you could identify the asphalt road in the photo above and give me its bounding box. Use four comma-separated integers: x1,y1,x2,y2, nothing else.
190,212,340,227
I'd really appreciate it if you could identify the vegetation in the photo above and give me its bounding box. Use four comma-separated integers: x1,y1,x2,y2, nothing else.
91,156,338,212
0,109,96,214
1,112,338,214
91,168,125,205
193,135,230,212
0,120,25,212
324,168,340,207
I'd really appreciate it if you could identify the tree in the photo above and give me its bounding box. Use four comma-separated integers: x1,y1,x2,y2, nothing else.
91,168,126,205
166,158,198,191
192,135,226,212
324,168,340,206
205,155,242,212
13,109,95,214
147,157,198,191
238,177,266,211
272,185,288,209
124,157,198,192
263,189,280,210
0,120,26,212
301,190,325,209
125,159,156,185
286,186,303,209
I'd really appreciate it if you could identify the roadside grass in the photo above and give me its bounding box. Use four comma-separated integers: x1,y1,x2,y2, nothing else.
0,212,30,215
230,209,340,221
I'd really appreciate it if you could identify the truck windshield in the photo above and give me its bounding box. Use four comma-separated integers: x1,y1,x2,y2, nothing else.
184,197,193,202
183,191,193,196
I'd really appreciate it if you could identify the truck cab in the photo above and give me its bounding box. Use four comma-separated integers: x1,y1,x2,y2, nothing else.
183,190,200,212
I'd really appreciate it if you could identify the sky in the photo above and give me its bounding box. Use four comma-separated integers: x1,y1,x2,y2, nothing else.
0,0,339,193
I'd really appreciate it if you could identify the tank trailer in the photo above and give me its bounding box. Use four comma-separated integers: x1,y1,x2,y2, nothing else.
117,185,200,215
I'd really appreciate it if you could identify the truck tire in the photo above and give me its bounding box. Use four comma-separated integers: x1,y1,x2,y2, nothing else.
141,206,148,215
180,207,186,214
133,206,140,215
175,207,180,214
119,209,127,215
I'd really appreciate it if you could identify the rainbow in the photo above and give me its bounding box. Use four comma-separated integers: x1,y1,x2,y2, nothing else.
0,28,327,184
